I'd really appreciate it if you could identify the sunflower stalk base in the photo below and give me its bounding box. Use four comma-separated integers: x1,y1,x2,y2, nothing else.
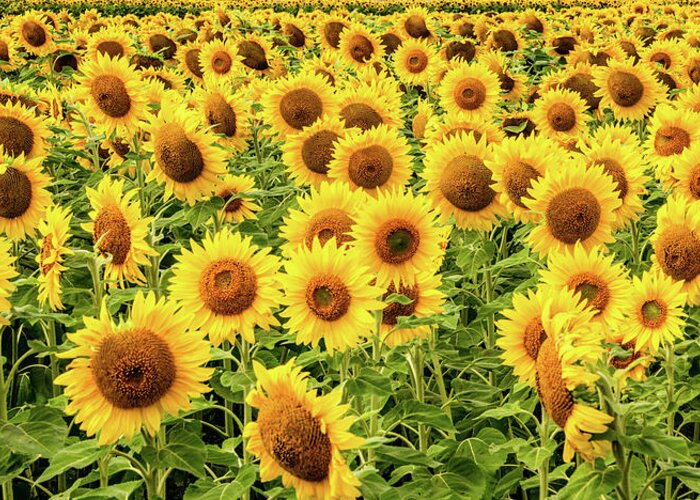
368,311,383,465
538,412,550,500
664,343,675,500
409,343,428,453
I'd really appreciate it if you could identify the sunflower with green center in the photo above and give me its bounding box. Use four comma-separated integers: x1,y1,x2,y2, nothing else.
212,174,260,225
328,124,412,196
649,195,700,305
281,237,383,353
0,101,49,161
143,103,227,205
280,181,365,256
438,61,501,122
621,270,687,354
0,237,17,326
496,286,595,387
36,205,72,311
55,292,212,445
82,176,156,287
524,159,621,257
351,188,442,288
168,229,282,346
421,131,505,230
245,360,364,499
0,150,52,241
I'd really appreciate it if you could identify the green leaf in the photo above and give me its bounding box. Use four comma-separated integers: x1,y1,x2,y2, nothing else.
345,367,393,397
375,445,442,468
398,400,456,433
148,425,207,479
37,439,109,482
619,427,693,463
517,441,556,470
558,463,622,500
384,293,414,305
184,465,256,499
358,470,401,500
477,403,533,422
659,466,700,492
72,481,143,499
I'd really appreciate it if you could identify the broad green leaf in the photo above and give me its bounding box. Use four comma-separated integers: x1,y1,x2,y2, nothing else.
151,425,207,479
558,463,622,500
399,400,456,433
345,367,393,397
375,446,442,468
37,439,109,482
184,465,257,500
619,427,693,463
72,481,143,499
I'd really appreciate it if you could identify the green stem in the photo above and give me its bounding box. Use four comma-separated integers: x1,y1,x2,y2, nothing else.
630,222,641,271
339,350,350,404
411,344,428,453
0,328,13,500
665,343,675,500
368,311,383,465
222,341,234,438
239,338,252,500
539,412,550,500
88,255,104,312
98,451,111,488
428,329,453,438
45,318,67,493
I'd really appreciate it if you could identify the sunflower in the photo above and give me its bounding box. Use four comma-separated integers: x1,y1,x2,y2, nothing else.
262,73,338,138
192,76,250,151
438,61,501,122
213,174,260,224
487,23,524,53
480,50,526,104
143,104,227,205
545,32,579,60
55,292,212,445
644,105,700,184
86,27,134,61
589,122,640,148
520,10,549,36
0,237,17,326
673,144,700,204
578,136,648,229
318,15,349,52
82,176,156,287
0,34,20,72
338,23,384,68
411,99,433,140
557,63,602,112
650,195,700,305
199,39,241,80
641,39,684,72
422,131,505,230
244,360,363,499
532,88,589,143
392,38,438,87
281,116,344,187
398,8,434,40
280,181,364,256
539,243,630,328
328,124,412,196
621,270,687,354
424,113,505,147
592,58,664,121
168,229,282,346
336,84,402,132
524,160,621,257
608,337,651,387
487,135,562,224
13,12,55,57
281,238,383,352
535,310,613,463
73,53,148,137
381,271,444,347
0,150,51,241
144,30,177,60
177,43,204,81
36,205,72,311
496,286,595,387
234,34,283,78
500,111,537,139
351,188,442,288
0,101,48,160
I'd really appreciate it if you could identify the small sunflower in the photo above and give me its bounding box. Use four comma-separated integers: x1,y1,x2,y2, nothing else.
213,174,260,224
13,12,55,57
0,34,20,72
381,271,444,347
328,124,412,196
234,34,280,77
438,61,501,122
644,105,700,184
539,243,630,328
86,27,134,61
318,15,349,52
650,195,700,305
557,63,602,112
280,181,364,256
143,30,177,60
673,144,700,204
424,113,504,147
641,39,684,72
55,292,212,445
168,229,282,346
338,23,384,68
487,23,525,53
73,53,148,137
0,237,17,326
177,43,204,81
192,76,251,151
592,58,664,121
392,38,438,87
143,104,227,205
36,205,72,311
0,101,48,160
262,73,338,137
532,88,589,143
351,188,442,288
422,131,504,230
336,84,402,132
281,115,345,187
199,39,241,80
0,150,51,241
399,8,434,40
411,99,434,140
82,176,156,287
481,50,526,104
281,238,383,352
621,270,687,354
244,360,363,499
525,160,621,257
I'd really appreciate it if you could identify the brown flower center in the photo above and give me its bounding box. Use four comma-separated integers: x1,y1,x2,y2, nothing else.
607,71,644,107
546,102,576,132
524,15,544,33
305,274,351,321
301,130,339,174
382,282,419,325
0,167,32,219
502,116,536,137
204,93,237,137
562,73,601,110
257,395,332,482
340,103,383,130
22,21,47,48
303,208,354,249
594,159,628,200
380,33,402,55
185,48,204,78
405,15,430,39
284,24,306,48
650,52,671,69
492,29,518,52
567,272,610,315
93,328,176,409
374,219,420,265
96,41,124,59
54,53,78,72
524,317,547,360
503,161,540,208
610,341,642,369
323,22,346,49
347,145,393,189
237,41,269,71
279,89,323,131
94,206,131,265
619,41,638,60
90,75,132,119
40,236,55,275
445,40,476,62
439,154,496,211
552,36,576,56
655,227,700,282
535,337,574,428
654,126,690,157
199,258,257,315
688,60,700,84
148,34,176,59
347,34,374,63
211,50,232,74
0,41,9,62
0,116,35,158
405,50,428,74
689,165,700,200
454,77,486,111
546,187,601,244
154,123,204,183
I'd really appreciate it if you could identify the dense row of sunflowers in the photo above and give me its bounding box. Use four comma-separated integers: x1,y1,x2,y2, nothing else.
0,2,699,499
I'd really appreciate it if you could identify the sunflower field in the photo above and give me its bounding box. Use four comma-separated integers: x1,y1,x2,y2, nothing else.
1,0,700,498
